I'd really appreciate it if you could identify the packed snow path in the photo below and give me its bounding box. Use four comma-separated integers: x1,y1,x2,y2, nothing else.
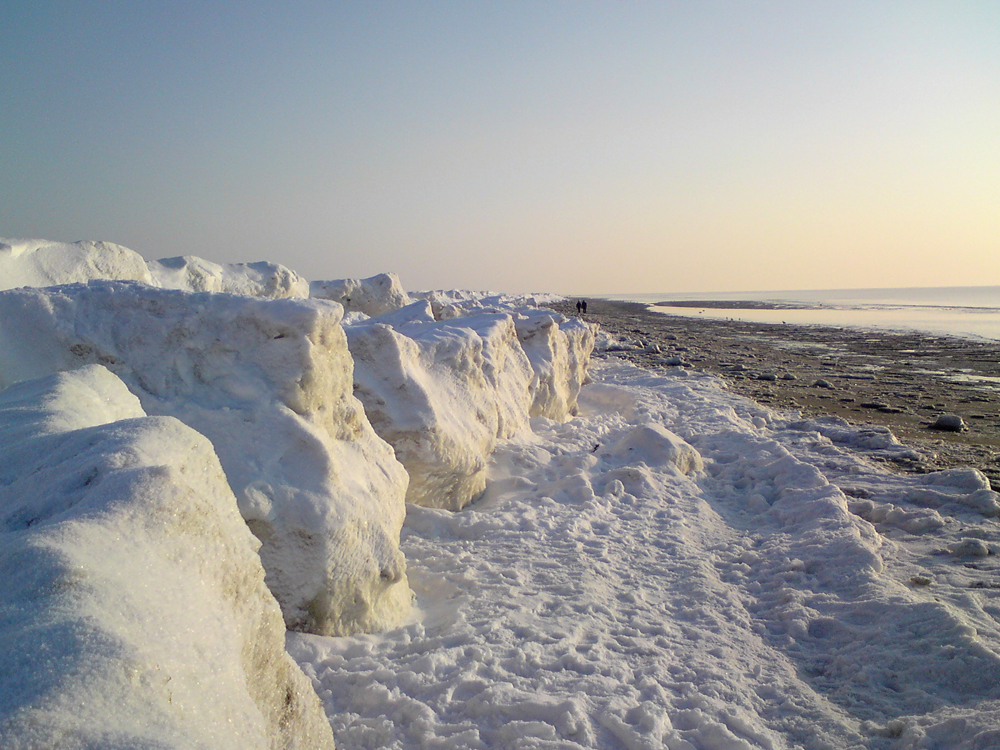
291,359,1000,750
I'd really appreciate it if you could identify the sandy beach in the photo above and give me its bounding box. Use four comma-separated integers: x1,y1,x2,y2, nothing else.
553,298,1000,490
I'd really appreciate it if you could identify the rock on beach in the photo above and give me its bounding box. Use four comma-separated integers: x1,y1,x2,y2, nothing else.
933,414,966,432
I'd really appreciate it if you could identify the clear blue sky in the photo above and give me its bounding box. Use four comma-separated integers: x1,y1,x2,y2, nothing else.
2,1,998,293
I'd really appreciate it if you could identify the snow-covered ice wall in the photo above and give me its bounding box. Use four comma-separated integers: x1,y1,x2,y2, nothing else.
0,365,335,749
0,238,154,289
347,304,535,510
148,255,310,298
409,288,566,321
516,310,596,420
0,237,312,301
0,281,411,637
311,272,412,317
346,302,598,510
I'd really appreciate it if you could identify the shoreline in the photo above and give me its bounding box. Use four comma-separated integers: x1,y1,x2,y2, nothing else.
551,298,1000,490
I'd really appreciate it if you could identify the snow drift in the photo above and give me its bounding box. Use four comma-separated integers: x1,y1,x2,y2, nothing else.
0,365,334,749
0,238,153,289
0,281,411,637
311,272,412,317
148,255,310,298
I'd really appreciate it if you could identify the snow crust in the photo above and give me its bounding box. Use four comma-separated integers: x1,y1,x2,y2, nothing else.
0,365,334,749
291,358,1000,750
0,238,154,289
0,281,411,637
148,255,310,298
311,273,413,316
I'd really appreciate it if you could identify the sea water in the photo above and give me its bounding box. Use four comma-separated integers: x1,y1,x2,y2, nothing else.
604,287,1000,342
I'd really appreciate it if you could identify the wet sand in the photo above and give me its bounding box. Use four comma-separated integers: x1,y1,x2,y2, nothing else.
552,299,1000,490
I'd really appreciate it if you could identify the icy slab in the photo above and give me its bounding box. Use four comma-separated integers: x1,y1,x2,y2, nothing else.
148,255,310,298
0,238,153,289
0,281,411,636
514,310,597,420
311,272,412,316
0,366,334,749
347,309,534,510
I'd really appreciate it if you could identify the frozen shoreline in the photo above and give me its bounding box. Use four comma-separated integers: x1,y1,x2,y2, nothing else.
554,299,1000,490
4,235,1000,748
600,287,1000,342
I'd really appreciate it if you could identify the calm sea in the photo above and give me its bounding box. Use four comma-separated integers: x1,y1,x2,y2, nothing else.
602,287,1000,342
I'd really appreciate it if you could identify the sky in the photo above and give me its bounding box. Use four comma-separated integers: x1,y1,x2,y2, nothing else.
1,1,998,294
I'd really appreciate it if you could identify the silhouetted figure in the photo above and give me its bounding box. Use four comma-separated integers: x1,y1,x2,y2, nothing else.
575,300,582,314
581,300,587,314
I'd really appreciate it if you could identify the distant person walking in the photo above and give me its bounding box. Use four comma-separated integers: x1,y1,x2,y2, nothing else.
581,300,587,314
576,300,582,314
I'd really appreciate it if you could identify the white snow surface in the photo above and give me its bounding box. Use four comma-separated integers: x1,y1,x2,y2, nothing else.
290,357,1000,750
148,255,310,298
0,281,411,637
311,272,413,316
0,365,334,749
0,237,154,288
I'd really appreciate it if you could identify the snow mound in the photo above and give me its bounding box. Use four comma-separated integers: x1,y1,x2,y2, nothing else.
149,255,310,298
311,272,412,316
0,281,411,636
348,299,437,329
347,309,534,510
515,310,597,420
785,415,923,462
0,238,153,289
904,469,1000,517
609,423,704,475
0,365,334,749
